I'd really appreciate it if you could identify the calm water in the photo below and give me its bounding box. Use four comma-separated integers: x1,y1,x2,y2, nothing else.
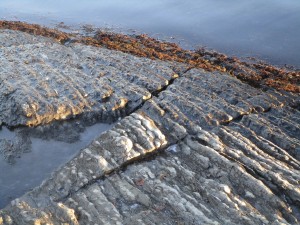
0,123,112,208
0,0,299,68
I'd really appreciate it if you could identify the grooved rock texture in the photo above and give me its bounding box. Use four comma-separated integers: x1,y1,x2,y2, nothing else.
0,30,300,225
0,29,178,127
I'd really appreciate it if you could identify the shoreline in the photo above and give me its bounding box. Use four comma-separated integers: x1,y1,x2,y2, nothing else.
0,23,299,224
1,20,299,93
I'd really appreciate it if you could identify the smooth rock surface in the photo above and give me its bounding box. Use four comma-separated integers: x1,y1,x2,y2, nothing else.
0,29,300,225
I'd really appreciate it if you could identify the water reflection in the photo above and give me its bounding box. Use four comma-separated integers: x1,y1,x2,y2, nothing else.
0,122,113,208
0,1,299,66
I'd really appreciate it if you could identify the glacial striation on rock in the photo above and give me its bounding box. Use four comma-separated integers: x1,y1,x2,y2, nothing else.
0,28,300,225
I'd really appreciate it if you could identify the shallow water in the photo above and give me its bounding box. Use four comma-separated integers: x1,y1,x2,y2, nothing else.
0,123,112,208
0,0,300,68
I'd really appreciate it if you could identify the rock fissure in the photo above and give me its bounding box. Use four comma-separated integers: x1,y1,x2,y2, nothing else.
55,140,177,204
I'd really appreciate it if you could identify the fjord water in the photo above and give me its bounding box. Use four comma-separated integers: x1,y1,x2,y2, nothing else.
0,0,300,68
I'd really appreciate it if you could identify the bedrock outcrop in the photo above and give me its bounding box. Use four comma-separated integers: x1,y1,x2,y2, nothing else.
0,29,183,127
0,29,300,224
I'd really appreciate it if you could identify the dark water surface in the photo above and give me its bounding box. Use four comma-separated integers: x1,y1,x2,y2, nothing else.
0,0,300,68
0,123,112,208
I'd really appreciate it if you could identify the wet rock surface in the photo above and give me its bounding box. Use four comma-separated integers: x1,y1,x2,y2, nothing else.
0,29,300,224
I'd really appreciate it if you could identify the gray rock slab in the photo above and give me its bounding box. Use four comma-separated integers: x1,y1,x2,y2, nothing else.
0,29,177,127
0,30,53,47
0,30,300,224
